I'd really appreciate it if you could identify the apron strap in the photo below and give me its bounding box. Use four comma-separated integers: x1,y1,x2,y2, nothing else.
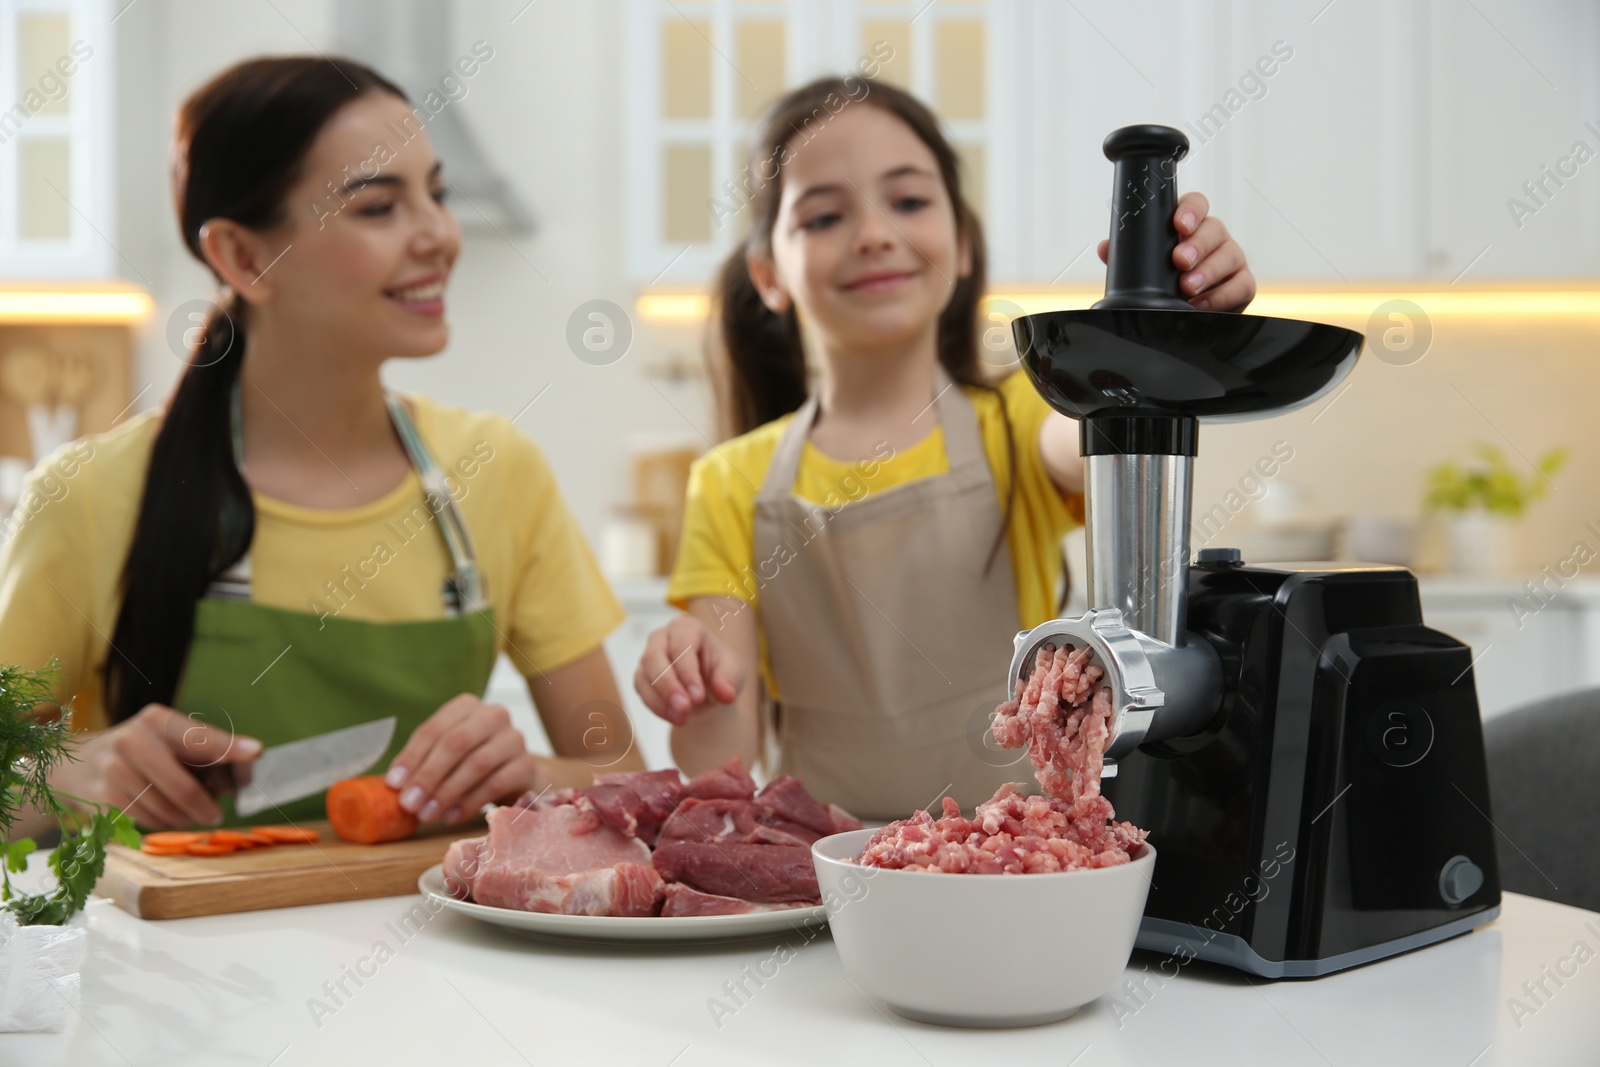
930,368,984,471
756,394,821,504
384,392,487,614
219,383,486,614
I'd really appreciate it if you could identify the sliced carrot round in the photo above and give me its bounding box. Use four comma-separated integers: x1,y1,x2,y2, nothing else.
187,841,238,856
207,829,257,845
143,831,204,847
140,843,190,856
244,831,278,847
254,825,320,843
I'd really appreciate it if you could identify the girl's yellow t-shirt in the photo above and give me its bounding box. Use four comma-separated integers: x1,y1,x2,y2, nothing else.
0,393,624,733
668,370,1084,696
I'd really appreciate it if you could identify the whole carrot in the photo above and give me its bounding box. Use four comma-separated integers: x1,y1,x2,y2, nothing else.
327,776,419,844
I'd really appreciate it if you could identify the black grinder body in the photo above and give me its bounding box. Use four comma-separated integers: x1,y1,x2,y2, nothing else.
1103,559,1503,977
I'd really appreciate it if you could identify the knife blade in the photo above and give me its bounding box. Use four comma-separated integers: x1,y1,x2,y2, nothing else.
199,717,397,818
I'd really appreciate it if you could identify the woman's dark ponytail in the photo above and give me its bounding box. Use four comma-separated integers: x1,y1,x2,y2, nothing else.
102,57,405,724
103,296,251,721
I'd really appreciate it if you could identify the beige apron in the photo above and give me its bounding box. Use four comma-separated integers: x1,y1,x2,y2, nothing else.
753,369,1028,819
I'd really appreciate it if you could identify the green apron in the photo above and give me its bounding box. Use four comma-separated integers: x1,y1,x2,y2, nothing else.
172,389,498,827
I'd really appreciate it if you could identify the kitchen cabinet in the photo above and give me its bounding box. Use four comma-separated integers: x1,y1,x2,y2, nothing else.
0,0,116,279
1422,0,1600,279
1215,0,1430,280
1048,0,1600,283
624,0,1600,287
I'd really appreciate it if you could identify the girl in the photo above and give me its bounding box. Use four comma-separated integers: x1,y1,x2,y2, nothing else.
634,78,1255,819
0,56,642,831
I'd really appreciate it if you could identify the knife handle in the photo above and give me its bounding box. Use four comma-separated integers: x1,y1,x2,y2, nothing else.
195,761,237,799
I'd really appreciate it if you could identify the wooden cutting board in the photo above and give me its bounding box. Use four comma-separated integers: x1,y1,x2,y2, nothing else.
94,819,486,920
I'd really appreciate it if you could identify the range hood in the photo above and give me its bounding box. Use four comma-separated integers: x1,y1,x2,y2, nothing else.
334,0,535,235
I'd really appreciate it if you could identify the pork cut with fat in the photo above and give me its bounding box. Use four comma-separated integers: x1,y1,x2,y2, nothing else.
442,836,486,898
462,804,665,916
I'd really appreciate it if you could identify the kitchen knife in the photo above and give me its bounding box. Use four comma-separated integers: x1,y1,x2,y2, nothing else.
199,716,397,818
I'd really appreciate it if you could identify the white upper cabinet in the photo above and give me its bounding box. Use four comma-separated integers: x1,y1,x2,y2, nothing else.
0,0,115,279
1212,0,1429,281
1423,0,1600,279
623,0,1600,286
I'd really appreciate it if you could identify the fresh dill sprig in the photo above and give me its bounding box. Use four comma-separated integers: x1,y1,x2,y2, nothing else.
0,660,140,925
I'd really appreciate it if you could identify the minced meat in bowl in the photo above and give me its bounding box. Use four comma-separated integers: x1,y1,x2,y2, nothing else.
810,644,1155,1027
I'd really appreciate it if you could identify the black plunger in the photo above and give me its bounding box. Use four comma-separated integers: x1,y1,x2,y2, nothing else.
1013,123,1364,458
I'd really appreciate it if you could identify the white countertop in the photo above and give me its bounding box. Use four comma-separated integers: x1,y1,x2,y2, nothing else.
2,862,1596,1067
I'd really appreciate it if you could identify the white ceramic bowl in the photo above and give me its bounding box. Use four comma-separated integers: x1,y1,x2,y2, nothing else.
812,828,1155,1028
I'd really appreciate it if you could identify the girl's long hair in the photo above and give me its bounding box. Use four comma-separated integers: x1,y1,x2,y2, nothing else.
103,57,406,724
709,76,1018,572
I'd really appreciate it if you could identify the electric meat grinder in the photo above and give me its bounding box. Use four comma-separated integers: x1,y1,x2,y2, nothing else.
1007,125,1501,978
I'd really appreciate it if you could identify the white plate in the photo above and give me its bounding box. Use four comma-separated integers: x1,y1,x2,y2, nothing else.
416,864,829,944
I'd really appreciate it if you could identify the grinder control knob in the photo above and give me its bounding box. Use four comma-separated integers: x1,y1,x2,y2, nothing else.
1439,855,1485,907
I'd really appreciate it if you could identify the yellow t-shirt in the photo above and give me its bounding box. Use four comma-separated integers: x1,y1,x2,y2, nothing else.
0,393,623,733
668,370,1084,696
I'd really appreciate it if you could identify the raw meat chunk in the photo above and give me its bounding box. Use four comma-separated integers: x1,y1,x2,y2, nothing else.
652,841,819,903
466,805,664,915
515,768,685,847
595,768,685,833
442,836,486,898
656,797,827,849
758,775,861,835
503,861,663,917
683,756,757,801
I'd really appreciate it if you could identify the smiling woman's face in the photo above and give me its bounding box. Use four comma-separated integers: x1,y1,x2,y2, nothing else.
759,103,969,356
255,91,461,361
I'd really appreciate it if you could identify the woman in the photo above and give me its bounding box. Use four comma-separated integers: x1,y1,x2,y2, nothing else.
0,56,641,830
634,78,1255,818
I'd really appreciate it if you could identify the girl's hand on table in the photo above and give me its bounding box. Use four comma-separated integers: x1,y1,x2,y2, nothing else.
1097,190,1257,313
52,703,262,829
384,694,537,826
634,613,745,727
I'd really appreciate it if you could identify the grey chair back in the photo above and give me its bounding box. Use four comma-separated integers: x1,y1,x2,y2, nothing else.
1483,687,1600,914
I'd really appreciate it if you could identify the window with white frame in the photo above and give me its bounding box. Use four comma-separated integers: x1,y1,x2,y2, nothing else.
623,0,1017,287
0,0,114,278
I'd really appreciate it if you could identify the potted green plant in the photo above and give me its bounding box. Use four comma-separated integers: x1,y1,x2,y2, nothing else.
0,661,139,1032
1422,442,1568,575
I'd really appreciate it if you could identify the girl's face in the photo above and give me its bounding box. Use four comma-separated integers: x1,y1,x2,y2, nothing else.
754,104,970,356
248,92,461,361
